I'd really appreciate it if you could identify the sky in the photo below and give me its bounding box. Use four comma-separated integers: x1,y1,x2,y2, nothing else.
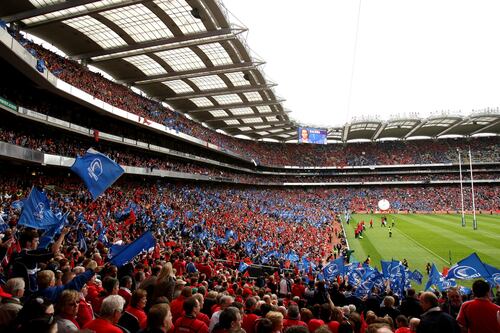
223,0,500,128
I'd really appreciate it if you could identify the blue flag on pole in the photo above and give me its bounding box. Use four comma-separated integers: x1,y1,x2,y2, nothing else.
18,187,61,229
238,261,250,273
426,263,457,291
71,149,124,200
37,212,69,249
323,257,345,281
109,231,156,267
446,253,490,280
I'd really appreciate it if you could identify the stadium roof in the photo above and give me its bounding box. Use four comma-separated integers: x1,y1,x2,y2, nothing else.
1,1,500,143
0,0,293,139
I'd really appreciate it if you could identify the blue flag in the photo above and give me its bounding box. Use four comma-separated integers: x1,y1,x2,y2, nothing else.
238,261,250,273
38,212,69,249
71,149,124,200
0,215,7,233
77,230,88,253
11,200,23,210
108,244,127,259
355,274,375,297
426,263,457,291
18,187,61,229
323,257,345,281
381,260,392,279
109,231,156,267
446,253,490,280
483,263,500,287
411,269,424,284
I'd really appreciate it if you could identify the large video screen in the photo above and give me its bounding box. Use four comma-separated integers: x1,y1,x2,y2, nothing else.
298,127,328,144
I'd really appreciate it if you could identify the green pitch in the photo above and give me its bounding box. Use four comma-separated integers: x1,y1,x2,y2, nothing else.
343,214,500,290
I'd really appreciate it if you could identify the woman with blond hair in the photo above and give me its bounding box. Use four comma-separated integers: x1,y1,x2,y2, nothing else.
153,262,177,302
266,311,284,333
55,289,81,333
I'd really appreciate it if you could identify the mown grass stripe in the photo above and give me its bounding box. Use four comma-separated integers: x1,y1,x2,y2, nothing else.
409,215,500,264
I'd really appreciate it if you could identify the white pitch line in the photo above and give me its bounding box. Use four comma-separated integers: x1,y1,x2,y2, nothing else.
396,227,449,265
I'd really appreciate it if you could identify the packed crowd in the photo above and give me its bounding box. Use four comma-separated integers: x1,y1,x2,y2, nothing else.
1,124,499,186
0,174,498,333
5,31,500,168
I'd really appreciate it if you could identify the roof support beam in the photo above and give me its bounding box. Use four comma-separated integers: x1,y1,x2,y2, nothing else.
342,124,350,142
74,28,234,60
403,120,425,138
161,84,276,101
2,0,102,23
187,100,284,113
471,118,500,135
132,62,262,85
221,120,289,129
371,123,387,141
205,112,286,122
435,118,467,137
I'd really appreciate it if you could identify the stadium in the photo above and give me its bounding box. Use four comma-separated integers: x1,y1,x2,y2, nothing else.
0,1,498,333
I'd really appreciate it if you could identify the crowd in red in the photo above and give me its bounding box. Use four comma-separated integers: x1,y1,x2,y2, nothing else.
1,124,499,186
0,173,498,333
8,35,498,168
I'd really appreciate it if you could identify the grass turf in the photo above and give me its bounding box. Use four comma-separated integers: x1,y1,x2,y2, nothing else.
343,213,500,290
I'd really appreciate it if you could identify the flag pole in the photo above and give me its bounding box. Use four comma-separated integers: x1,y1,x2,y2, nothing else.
457,149,466,227
468,147,477,230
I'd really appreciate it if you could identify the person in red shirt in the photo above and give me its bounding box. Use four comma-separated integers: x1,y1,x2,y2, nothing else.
242,297,260,333
83,295,125,333
55,289,81,332
76,284,94,328
171,286,192,323
193,293,210,326
124,289,148,330
394,314,411,333
173,255,186,277
118,276,133,306
174,297,208,333
283,305,307,330
457,280,500,333
291,278,305,299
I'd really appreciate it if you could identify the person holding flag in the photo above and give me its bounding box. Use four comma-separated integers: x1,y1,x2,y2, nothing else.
11,227,70,293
